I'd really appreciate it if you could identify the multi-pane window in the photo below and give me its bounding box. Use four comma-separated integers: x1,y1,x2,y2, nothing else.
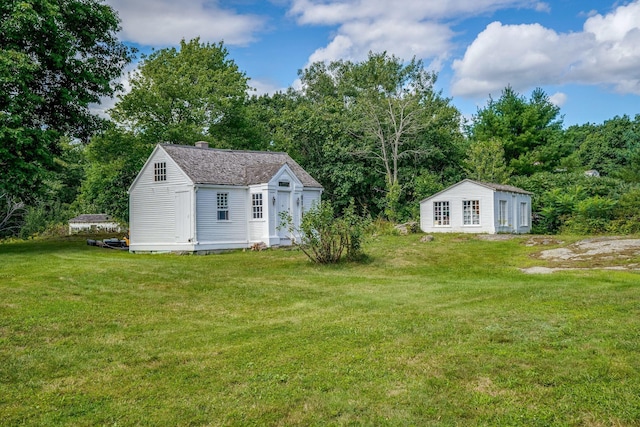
154,162,166,182
499,200,507,226
217,192,229,220
463,200,480,225
433,201,450,226
252,193,263,219
520,202,528,226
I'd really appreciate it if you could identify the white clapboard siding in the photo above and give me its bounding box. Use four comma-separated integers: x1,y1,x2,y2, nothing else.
129,149,192,245
129,144,323,252
420,180,531,234
196,187,248,244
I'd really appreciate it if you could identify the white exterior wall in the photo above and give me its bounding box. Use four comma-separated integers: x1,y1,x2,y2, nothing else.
420,181,531,234
69,222,122,233
129,146,323,252
247,185,269,244
195,186,249,250
302,189,321,213
129,148,195,252
493,191,532,234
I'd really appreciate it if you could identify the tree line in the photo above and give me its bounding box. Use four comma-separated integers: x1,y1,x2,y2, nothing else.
2,0,639,238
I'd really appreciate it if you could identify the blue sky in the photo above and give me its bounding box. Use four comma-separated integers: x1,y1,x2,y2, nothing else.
103,0,640,127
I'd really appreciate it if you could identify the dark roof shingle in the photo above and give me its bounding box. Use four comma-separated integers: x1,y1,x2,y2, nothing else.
161,144,322,188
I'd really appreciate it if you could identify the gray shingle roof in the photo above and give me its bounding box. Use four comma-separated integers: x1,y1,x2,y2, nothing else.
466,179,532,195
161,144,323,188
420,179,532,203
69,214,114,223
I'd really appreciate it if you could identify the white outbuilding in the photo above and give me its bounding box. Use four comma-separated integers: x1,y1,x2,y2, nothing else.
420,179,532,234
128,142,323,253
68,214,122,234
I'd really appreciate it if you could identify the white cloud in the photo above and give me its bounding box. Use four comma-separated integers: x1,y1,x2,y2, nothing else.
248,78,287,96
451,0,640,97
106,0,266,46
290,0,545,70
549,92,567,107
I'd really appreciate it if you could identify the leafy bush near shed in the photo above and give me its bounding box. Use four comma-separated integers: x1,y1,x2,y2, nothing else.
280,200,370,264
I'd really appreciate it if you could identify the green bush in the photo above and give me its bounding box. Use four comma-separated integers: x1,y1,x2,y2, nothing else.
281,200,371,264
564,196,617,234
608,187,640,234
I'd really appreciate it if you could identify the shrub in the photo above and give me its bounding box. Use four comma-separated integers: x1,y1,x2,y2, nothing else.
564,196,617,234
280,200,371,264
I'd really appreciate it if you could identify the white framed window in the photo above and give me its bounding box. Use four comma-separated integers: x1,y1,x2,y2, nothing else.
520,202,528,226
217,192,229,221
433,201,450,226
463,200,480,225
252,193,263,219
154,162,166,182
499,200,507,226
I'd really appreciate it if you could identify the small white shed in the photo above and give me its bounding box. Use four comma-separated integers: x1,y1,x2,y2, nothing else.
128,142,323,253
420,179,532,234
68,214,122,234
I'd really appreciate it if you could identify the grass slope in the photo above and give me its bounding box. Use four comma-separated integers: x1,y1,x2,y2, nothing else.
1,234,639,426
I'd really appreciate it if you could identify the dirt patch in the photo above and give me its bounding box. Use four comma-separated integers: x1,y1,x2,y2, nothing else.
522,237,640,274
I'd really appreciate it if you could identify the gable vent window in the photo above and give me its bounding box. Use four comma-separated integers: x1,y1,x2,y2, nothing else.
278,181,290,187
154,162,167,182
217,192,229,221
252,193,263,219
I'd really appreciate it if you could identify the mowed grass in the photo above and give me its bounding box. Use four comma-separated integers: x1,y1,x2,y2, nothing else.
1,234,639,426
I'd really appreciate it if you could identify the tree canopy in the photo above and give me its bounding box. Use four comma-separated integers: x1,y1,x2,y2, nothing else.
467,86,565,176
78,38,255,221
110,38,250,148
1,0,133,202
277,52,465,220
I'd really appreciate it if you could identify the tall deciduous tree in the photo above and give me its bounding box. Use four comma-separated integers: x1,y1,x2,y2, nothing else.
288,53,464,220
0,0,133,202
343,53,463,220
79,39,254,220
110,38,250,148
467,86,564,176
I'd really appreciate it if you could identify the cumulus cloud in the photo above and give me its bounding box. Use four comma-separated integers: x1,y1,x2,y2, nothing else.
549,92,567,107
106,0,266,46
289,0,545,68
451,0,640,97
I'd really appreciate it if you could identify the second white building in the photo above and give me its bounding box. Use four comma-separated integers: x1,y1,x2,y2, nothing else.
420,179,532,234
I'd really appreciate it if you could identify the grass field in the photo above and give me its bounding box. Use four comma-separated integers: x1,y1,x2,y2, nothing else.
1,233,639,426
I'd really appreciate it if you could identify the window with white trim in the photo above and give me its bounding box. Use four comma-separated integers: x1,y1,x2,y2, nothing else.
433,201,450,226
154,162,166,182
499,200,507,226
252,193,263,219
217,192,229,221
463,200,480,225
520,202,528,226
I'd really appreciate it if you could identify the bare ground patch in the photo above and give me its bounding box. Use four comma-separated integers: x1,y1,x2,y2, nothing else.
521,237,640,274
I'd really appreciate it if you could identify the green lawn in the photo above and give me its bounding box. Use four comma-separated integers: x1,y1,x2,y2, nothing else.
1,234,639,426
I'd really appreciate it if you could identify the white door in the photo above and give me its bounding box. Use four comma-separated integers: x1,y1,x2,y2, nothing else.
175,191,191,242
277,191,290,238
